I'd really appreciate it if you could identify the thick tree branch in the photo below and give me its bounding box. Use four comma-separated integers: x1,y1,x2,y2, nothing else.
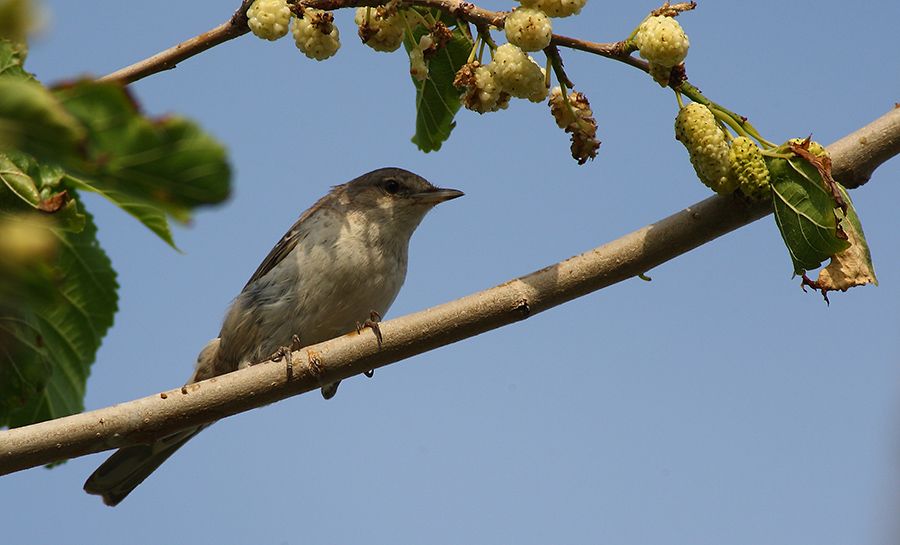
829,105,900,188
1,107,898,476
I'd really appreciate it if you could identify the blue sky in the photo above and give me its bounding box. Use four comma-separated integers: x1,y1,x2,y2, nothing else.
4,1,900,543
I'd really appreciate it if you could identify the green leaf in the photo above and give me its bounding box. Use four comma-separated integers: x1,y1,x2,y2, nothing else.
0,78,86,160
0,151,85,231
769,156,851,275
0,37,33,80
52,81,231,246
64,172,174,247
0,47,230,247
403,18,472,152
50,197,86,233
0,205,118,427
0,150,39,206
0,40,84,159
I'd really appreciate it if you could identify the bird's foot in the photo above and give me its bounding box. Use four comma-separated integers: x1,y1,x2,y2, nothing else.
268,334,302,379
356,310,382,378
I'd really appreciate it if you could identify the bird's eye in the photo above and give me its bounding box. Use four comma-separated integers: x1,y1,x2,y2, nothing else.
384,179,401,194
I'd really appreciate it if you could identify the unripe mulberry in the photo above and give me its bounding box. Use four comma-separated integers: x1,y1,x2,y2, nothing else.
247,0,291,41
519,0,586,18
549,86,600,164
729,136,771,201
355,6,405,52
674,103,736,194
454,61,510,114
504,8,552,52
787,137,827,158
292,9,340,61
491,43,547,103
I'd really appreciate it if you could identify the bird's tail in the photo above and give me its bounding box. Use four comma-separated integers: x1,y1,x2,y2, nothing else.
84,337,223,506
83,426,205,506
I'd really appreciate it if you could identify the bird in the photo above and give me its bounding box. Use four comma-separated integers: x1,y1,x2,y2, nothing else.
83,167,463,506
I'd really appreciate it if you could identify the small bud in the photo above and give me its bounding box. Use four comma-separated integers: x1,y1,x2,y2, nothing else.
409,36,431,81
787,137,828,158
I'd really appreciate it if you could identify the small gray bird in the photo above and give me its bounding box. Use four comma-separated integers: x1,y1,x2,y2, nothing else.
83,167,463,506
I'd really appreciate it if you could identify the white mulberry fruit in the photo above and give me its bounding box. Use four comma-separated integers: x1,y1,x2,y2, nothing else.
292,9,340,60
635,15,689,85
549,86,600,164
491,43,547,103
247,0,291,41
674,103,736,195
454,61,510,114
504,8,552,52
635,15,689,67
519,0,586,18
729,136,771,201
355,6,405,52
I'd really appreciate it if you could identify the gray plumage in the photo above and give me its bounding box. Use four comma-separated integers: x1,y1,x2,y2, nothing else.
84,167,463,505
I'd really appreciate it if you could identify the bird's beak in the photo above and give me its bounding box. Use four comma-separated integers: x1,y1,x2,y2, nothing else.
413,187,465,204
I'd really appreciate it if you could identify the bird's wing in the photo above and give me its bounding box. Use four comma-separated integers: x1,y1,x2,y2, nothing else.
244,219,307,288
242,199,327,288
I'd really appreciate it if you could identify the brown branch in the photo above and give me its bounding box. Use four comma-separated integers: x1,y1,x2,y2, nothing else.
98,1,255,85
2,106,898,476
549,34,648,71
99,0,636,85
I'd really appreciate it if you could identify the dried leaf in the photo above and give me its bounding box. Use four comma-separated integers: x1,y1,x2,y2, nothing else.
816,186,877,291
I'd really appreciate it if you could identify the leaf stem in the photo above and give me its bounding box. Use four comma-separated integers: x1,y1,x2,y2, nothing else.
406,7,430,28
678,81,777,149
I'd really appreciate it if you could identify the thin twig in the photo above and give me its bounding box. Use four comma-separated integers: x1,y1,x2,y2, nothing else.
550,35,648,71
98,1,255,84
100,0,635,85
544,45,574,89
1,106,898,475
650,1,697,18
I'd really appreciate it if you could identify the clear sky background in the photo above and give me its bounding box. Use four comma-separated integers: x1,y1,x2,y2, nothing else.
3,1,899,543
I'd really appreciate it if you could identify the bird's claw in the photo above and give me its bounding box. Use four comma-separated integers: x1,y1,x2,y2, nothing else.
356,310,383,347
268,334,303,379
356,310,381,378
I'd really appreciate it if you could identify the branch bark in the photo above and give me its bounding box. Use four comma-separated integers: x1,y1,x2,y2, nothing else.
98,0,636,85
829,106,900,188
1,106,898,476
97,1,254,85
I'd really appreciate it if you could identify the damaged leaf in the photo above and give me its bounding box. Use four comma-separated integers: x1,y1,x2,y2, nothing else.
768,154,849,275
816,185,877,291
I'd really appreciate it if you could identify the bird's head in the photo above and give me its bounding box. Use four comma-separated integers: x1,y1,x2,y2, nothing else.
339,167,463,233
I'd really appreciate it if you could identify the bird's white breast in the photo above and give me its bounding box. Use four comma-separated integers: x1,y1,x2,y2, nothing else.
251,207,409,359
